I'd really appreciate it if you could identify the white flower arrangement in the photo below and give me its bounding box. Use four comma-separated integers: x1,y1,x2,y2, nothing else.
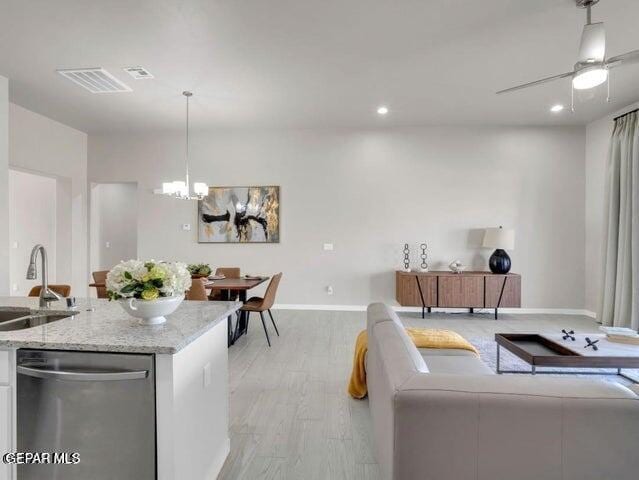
106,260,192,301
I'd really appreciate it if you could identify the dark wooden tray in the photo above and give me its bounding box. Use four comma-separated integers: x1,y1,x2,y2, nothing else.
495,333,639,369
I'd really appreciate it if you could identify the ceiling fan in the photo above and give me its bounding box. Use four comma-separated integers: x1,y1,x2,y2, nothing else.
497,0,639,95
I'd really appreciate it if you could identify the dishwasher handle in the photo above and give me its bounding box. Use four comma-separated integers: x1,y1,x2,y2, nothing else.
17,364,149,382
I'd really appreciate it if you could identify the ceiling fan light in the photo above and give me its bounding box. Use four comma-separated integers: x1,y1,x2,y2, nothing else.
572,67,608,90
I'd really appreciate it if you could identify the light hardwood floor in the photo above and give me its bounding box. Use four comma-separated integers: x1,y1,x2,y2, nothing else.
219,309,601,480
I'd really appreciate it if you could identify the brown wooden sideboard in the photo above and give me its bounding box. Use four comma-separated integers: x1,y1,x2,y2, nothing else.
396,271,521,319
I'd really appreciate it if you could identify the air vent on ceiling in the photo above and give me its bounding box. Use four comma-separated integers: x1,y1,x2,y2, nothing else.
124,66,154,79
57,67,132,93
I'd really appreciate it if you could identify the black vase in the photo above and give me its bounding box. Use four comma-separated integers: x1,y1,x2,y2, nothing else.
489,249,511,274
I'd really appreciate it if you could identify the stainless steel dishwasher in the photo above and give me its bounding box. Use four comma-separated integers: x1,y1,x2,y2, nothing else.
17,349,156,480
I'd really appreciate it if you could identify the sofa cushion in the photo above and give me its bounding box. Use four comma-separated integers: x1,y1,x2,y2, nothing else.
421,354,494,375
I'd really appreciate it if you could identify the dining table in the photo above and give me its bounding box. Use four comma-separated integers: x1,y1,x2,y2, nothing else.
204,276,270,345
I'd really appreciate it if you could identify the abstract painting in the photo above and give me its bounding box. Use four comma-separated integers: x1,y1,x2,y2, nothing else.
198,186,280,243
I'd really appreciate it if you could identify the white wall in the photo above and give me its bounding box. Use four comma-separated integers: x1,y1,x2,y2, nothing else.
9,103,88,296
584,101,639,315
0,77,8,295
8,169,57,295
90,126,586,309
90,182,138,271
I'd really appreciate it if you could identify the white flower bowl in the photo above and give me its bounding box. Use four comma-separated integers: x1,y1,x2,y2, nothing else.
120,295,184,325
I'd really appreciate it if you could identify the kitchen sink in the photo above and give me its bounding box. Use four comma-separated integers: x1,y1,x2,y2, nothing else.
0,309,31,323
0,312,74,331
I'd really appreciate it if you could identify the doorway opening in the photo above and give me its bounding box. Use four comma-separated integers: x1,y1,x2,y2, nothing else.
89,183,138,294
8,169,57,296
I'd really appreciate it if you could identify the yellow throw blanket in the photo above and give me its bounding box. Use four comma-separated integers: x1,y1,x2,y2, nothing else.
348,328,479,399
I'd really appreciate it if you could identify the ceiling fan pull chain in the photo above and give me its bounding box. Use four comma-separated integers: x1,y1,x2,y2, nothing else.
571,84,575,113
606,73,611,103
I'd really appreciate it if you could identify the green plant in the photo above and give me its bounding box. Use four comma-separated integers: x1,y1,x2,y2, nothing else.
187,263,212,277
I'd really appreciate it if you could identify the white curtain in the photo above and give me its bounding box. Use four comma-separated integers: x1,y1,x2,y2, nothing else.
598,111,639,330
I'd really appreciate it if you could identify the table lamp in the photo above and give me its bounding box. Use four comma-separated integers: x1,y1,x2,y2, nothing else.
482,226,515,274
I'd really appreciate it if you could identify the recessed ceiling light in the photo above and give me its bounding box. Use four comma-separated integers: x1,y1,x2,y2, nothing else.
550,104,564,113
377,106,389,115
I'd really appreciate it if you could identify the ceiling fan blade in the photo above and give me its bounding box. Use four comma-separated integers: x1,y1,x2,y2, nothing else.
606,49,639,67
578,22,606,63
496,71,575,95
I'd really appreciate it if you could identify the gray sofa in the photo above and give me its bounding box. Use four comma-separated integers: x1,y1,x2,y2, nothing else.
366,303,639,480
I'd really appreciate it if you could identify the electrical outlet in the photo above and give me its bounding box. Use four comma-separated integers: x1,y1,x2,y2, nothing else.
105,241,110,248
203,362,211,387
327,285,334,295
11,241,18,249
182,224,191,231
323,243,334,251
12,284,18,292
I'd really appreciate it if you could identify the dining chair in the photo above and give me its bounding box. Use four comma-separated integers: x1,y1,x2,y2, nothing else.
209,267,241,301
28,285,71,297
185,278,209,301
215,267,240,278
239,273,282,347
92,270,109,299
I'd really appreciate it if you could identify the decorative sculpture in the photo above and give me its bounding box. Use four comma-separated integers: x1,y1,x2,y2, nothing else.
419,243,429,272
584,337,600,351
403,244,411,272
448,259,467,273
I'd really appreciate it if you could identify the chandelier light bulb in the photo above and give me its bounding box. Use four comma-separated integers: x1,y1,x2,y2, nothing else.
193,182,208,197
172,181,187,197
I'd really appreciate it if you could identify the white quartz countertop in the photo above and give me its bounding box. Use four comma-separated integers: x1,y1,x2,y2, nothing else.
0,297,241,354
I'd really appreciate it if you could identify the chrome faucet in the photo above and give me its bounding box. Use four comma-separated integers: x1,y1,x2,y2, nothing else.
26,244,62,307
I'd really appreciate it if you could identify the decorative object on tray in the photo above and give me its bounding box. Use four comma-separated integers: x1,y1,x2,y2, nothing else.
106,260,192,325
244,274,264,280
448,259,467,273
584,337,600,351
402,244,411,272
561,329,576,341
600,326,639,345
198,186,280,243
482,226,515,274
187,263,212,278
419,243,429,272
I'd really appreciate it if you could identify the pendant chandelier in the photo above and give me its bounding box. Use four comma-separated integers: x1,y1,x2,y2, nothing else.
158,91,208,200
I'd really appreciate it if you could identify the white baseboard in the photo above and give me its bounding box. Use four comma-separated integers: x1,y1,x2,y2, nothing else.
273,304,368,311
272,304,598,317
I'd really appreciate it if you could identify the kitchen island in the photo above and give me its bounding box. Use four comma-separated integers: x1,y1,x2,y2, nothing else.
0,297,240,480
